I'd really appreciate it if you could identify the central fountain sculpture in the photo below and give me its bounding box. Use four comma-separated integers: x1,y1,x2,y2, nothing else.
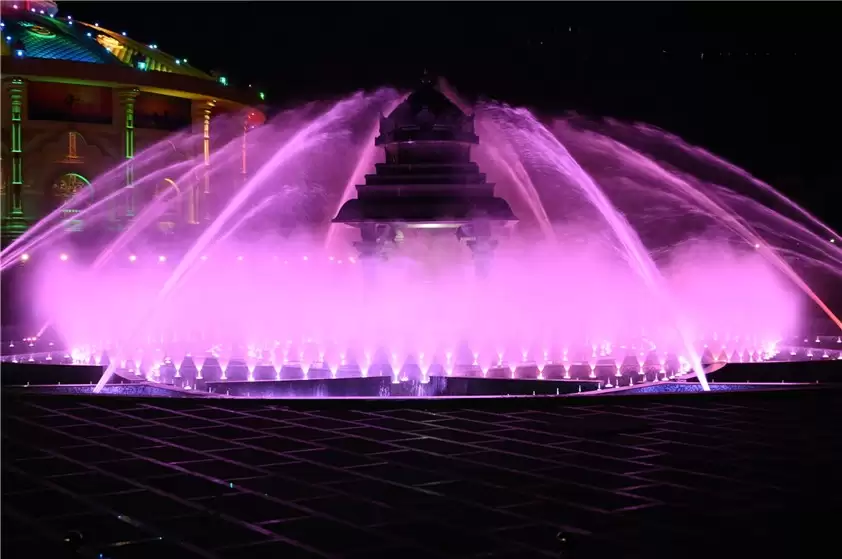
333,77,517,276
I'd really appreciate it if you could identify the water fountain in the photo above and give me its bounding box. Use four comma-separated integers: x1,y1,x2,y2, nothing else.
2,78,840,398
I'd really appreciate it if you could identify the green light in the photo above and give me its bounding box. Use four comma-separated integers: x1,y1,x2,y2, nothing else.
259,91,265,101
219,76,228,86
123,92,137,218
137,60,147,70
8,79,24,218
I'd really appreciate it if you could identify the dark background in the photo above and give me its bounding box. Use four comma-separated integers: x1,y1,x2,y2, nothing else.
59,1,841,230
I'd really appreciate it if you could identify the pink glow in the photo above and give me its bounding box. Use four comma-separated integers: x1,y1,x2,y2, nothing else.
33,236,795,378
2,86,835,392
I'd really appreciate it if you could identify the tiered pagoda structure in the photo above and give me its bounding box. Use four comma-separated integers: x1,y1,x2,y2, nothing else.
333,77,516,276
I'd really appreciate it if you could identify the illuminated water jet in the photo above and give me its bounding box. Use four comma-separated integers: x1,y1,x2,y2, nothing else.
1,79,837,397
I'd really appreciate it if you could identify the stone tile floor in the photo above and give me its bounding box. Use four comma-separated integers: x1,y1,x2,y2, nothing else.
3,388,841,558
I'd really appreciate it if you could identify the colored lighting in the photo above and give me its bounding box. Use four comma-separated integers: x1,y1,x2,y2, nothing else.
259,91,266,101
137,60,147,70
86,32,92,37
20,253,29,262
15,49,24,57
14,83,842,398
219,76,228,86
59,254,68,261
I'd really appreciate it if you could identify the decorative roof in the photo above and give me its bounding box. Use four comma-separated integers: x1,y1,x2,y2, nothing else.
333,196,516,225
388,80,468,124
376,80,479,146
334,79,516,226
1,2,214,80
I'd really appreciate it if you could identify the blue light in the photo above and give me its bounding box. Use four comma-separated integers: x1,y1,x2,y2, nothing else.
15,49,24,57
86,32,92,37
138,61,147,70
121,31,127,36
5,36,11,42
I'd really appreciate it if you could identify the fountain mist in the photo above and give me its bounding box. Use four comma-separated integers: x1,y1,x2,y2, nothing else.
2,84,836,395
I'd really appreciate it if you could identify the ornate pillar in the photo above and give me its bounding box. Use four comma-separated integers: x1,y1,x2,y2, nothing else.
2,77,28,240
190,99,215,223
457,221,497,278
355,223,398,285
355,224,397,261
466,238,497,278
118,88,139,218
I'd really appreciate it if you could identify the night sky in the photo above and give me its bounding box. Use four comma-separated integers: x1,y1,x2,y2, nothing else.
60,1,841,229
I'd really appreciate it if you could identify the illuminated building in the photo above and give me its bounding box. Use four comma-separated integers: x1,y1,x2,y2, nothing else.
0,1,265,242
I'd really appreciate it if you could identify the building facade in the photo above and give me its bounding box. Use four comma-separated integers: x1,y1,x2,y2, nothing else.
0,1,265,242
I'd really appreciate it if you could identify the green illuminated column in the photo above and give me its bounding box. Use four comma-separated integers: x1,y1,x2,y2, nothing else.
2,77,29,240
119,88,139,218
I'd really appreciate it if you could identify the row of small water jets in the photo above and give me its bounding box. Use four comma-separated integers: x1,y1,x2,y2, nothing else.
15,252,360,265
2,340,794,380
13,333,842,367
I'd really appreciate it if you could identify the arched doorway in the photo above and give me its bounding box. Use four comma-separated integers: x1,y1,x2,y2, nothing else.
52,172,94,231
155,178,181,232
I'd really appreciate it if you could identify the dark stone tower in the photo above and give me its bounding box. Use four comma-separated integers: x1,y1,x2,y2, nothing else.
333,76,516,275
